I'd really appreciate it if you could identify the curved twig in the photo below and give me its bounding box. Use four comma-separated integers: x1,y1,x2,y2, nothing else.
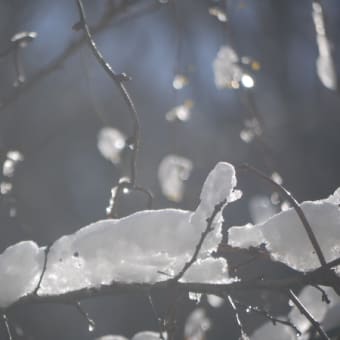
75,0,139,185
288,289,330,340
238,163,327,267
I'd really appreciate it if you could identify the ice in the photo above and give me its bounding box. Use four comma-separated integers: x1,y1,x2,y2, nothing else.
158,155,193,202
97,127,126,164
0,241,44,308
228,187,340,272
36,162,238,296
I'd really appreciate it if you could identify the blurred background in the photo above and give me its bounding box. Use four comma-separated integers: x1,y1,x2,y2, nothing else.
1,0,340,339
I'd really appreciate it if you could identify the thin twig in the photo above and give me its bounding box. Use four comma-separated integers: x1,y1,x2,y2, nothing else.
32,243,52,296
0,1,161,113
312,285,331,304
74,301,96,332
171,199,226,282
76,0,139,185
2,314,13,340
234,299,302,336
238,163,327,267
75,0,153,217
226,295,248,339
148,293,165,340
288,289,330,340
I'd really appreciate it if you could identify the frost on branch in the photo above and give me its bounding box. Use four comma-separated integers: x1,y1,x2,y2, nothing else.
228,187,340,272
0,162,239,307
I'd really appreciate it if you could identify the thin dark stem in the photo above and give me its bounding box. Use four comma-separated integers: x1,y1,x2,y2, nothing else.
234,299,302,336
76,0,139,185
226,295,248,339
76,0,153,217
312,285,331,304
148,293,165,340
288,289,330,340
238,163,327,267
2,314,13,340
0,1,161,112
74,301,96,331
32,243,52,296
171,199,226,282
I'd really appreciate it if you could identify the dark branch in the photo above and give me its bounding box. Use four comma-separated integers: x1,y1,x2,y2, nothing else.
0,1,161,113
76,0,139,185
234,299,302,336
2,314,13,340
226,295,248,339
288,289,330,340
171,199,226,282
238,163,327,267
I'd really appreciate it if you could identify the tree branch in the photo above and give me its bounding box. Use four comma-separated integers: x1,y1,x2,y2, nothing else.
171,199,226,282
288,289,330,340
238,163,327,267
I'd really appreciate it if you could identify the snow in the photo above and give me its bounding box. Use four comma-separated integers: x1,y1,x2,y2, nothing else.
0,162,238,305
38,162,237,295
0,241,44,307
228,187,340,272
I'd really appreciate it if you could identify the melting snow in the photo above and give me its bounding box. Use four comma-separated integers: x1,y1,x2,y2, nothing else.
228,187,340,272
0,162,238,307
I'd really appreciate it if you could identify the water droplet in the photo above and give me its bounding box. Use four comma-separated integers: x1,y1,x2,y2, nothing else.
172,74,189,90
271,172,283,185
241,74,255,88
88,323,95,332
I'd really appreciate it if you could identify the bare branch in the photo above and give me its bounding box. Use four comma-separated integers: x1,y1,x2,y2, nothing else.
2,314,13,340
74,301,96,332
238,163,327,267
75,0,153,217
0,1,161,113
226,295,248,339
234,299,302,336
171,199,226,283
288,289,330,340
148,293,165,340
76,0,139,186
